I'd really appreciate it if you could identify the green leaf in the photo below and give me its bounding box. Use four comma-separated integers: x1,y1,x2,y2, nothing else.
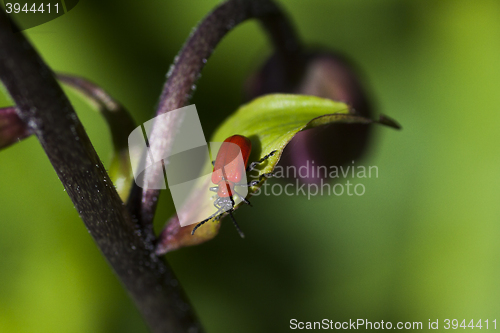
156,94,400,254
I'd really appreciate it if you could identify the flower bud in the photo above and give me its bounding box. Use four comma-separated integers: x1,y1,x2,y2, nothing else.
0,107,31,149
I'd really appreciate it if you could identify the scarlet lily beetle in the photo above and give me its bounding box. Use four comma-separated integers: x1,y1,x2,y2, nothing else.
191,134,276,237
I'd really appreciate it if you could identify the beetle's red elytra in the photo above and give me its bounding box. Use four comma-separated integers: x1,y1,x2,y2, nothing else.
211,135,251,198
191,134,277,238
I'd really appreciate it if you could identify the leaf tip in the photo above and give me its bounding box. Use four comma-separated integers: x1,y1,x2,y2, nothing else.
378,114,402,130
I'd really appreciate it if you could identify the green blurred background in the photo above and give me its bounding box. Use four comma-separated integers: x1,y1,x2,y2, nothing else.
1,0,500,332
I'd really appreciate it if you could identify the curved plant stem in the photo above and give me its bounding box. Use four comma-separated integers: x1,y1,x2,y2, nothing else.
57,73,137,200
1,74,137,199
132,0,303,231
0,11,202,333
56,73,136,152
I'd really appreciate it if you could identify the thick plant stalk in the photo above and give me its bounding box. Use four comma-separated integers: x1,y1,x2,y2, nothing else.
0,10,202,333
0,0,305,331
132,0,303,229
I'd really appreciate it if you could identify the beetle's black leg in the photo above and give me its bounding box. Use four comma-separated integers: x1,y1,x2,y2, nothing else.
228,210,245,238
211,160,215,166
209,186,218,192
213,196,223,210
258,172,275,181
244,172,275,187
246,180,260,187
246,150,278,172
233,190,252,207
240,196,252,207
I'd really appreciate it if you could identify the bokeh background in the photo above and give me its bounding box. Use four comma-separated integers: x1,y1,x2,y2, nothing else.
1,0,500,332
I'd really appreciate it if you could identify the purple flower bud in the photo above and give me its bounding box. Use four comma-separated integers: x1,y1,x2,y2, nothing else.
0,107,31,149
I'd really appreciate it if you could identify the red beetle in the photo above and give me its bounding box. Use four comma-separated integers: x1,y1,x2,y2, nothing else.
191,135,276,237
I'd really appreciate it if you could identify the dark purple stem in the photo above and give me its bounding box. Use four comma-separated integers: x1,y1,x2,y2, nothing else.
57,73,137,152
1,73,137,152
131,0,303,230
0,10,201,333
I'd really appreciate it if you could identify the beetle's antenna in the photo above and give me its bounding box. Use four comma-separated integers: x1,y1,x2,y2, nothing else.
229,210,245,238
191,209,223,235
